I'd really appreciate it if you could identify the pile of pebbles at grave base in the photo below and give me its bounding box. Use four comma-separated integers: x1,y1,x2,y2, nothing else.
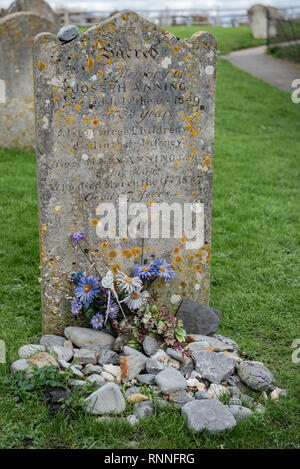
11,300,287,434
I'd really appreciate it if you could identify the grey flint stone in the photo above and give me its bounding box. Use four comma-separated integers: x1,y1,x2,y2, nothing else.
166,347,184,363
133,401,155,420
176,300,221,335
98,349,120,366
193,350,235,384
237,361,273,391
146,358,166,375
18,344,46,359
57,24,78,42
122,346,147,360
40,334,66,347
64,327,115,350
136,374,155,385
182,399,236,433
86,374,106,388
168,391,194,408
225,405,253,422
73,348,97,365
84,382,125,415
143,336,163,356
187,335,235,352
155,367,187,394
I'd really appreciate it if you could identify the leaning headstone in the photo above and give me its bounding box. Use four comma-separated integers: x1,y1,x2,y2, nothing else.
247,4,281,39
33,10,217,334
0,12,57,149
5,0,58,26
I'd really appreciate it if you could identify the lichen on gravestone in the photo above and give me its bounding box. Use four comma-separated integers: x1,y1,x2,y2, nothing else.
33,10,217,334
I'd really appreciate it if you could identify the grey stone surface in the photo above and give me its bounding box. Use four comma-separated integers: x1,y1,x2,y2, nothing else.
86,374,106,388
143,336,163,356
33,11,217,334
166,347,184,363
155,367,187,394
247,4,281,39
133,400,155,420
59,360,84,377
187,334,235,352
69,379,86,388
27,352,58,368
6,0,59,25
208,383,230,399
127,414,139,425
177,300,221,335
57,24,78,42
125,386,141,398
18,344,46,359
84,382,125,415
229,397,242,406
10,358,33,375
136,374,155,385
182,399,236,433
73,348,97,365
83,364,103,376
212,334,238,352
64,327,114,350
193,350,235,384
195,391,212,400
168,390,194,408
146,358,166,375
49,344,73,362
98,349,120,366
40,334,66,347
180,356,194,377
0,12,57,150
237,361,273,391
120,355,147,381
240,394,255,406
122,346,147,360
225,404,253,422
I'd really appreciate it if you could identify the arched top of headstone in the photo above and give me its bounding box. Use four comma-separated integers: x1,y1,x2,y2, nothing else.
6,0,58,25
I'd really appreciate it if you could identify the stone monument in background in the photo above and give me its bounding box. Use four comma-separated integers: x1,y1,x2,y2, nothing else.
33,11,217,334
0,0,59,26
0,12,57,149
248,4,282,39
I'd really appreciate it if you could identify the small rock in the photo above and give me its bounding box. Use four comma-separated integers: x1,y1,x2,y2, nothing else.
44,386,72,415
193,350,235,384
86,374,106,388
208,384,230,399
84,382,125,415
167,358,181,370
103,364,121,381
229,397,242,406
101,371,115,382
237,361,273,391
226,404,253,422
98,349,120,366
125,386,141,398
133,400,155,420
73,348,97,365
120,355,147,382
146,358,165,375
168,390,194,408
176,300,221,335
181,399,236,433
240,394,255,407
211,334,238,352
27,352,58,368
57,24,79,43
64,340,73,350
122,345,147,360
83,364,102,376
155,367,187,394
49,345,73,362
18,344,46,359
136,374,155,385
64,326,114,350
230,386,241,398
58,360,83,378
186,378,206,392
187,335,235,352
112,336,127,352
270,387,287,400
69,379,86,389
195,391,212,400
39,334,66,347
127,393,149,404
143,336,163,356
10,358,33,375
127,414,139,425
180,356,194,377
166,347,184,363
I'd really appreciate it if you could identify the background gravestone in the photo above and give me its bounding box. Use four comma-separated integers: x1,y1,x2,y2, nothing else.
247,4,281,39
33,10,217,334
0,12,57,149
3,0,59,25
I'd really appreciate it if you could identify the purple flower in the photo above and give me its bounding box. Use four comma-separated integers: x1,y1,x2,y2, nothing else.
71,298,82,315
91,313,104,329
70,230,85,242
132,263,156,281
107,300,119,319
75,275,100,308
152,258,175,281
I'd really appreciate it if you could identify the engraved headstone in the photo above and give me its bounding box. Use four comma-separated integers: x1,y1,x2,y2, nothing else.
33,11,217,334
0,12,57,149
5,0,58,26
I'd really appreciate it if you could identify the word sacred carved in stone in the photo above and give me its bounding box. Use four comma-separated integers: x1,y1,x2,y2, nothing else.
33,10,217,334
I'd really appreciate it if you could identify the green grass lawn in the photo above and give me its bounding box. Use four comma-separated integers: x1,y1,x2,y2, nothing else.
0,28,299,449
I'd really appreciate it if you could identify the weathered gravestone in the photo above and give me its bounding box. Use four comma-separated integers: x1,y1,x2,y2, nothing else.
247,4,281,39
0,12,57,149
33,10,217,334
3,0,59,26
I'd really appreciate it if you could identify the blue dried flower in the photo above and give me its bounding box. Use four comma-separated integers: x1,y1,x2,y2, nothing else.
132,263,156,281
75,275,100,308
91,313,104,329
152,258,175,281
